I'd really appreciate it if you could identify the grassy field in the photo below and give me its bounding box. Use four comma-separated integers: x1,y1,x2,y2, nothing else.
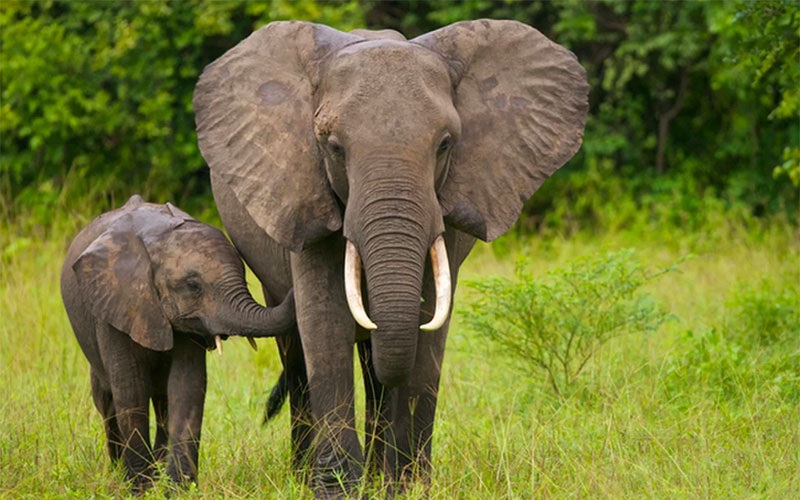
1,212,798,499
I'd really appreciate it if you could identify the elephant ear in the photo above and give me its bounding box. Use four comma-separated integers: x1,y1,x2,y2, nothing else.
349,28,406,41
194,21,362,253
165,202,196,223
72,215,173,351
413,19,589,241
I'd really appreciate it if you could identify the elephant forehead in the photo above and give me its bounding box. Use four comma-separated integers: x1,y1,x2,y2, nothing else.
158,227,241,278
319,44,456,140
160,247,227,283
325,42,451,97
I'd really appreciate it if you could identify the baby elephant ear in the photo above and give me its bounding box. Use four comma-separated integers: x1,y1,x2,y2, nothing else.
165,202,196,223
414,20,589,241
72,223,173,351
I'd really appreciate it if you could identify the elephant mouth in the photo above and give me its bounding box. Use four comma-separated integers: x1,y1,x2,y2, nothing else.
212,335,258,355
343,235,452,332
174,316,209,337
172,318,259,355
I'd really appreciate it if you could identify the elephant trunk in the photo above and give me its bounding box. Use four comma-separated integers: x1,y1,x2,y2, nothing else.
214,273,295,338
344,155,445,387
362,223,427,387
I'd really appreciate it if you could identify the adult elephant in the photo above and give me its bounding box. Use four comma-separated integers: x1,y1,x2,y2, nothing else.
194,19,588,496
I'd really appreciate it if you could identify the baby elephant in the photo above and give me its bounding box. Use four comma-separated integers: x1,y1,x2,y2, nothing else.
60,194,294,490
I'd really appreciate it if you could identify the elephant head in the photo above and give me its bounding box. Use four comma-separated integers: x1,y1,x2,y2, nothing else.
194,20,588,385
72,201,294,352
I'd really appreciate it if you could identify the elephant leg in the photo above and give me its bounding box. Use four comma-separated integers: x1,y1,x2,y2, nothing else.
152,389,169,462
357,339,389,477
384,326,447,485
291,236,363,498
280,334,314,471
97,323,155,491
90,367,122,463
268,283,313,472
360,314,448,493
165,336,206,485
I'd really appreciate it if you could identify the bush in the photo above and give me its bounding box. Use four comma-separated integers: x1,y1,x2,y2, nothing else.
727,278,800,346
665,278,800,403
462,249,675,396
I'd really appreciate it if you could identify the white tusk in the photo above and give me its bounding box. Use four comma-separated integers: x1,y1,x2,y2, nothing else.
215,335,223,356
420,235,451,332
344,240,377,330
246,337,258,351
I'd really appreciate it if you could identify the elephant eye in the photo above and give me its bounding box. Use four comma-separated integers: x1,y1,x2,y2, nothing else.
185,278,203,296
328,140,345,162
437,135,453,155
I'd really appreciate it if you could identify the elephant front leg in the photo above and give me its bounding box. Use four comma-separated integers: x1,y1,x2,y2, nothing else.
165,336,207,485
97,324,156,491
291,236,363,498
151,392,169,462
357,339,390,478
268,297,313,472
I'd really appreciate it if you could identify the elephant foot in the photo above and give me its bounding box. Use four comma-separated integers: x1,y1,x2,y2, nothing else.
376,459,431,499
312,447,362,500
166,453,198,486
124,456,157,495
128,472,155,496
314,484,349,500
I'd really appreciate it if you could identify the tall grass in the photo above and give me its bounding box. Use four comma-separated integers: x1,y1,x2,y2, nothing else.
1,205,798,498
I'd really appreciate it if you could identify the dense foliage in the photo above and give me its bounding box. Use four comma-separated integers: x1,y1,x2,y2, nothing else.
2,0,798,229
0,0,363,221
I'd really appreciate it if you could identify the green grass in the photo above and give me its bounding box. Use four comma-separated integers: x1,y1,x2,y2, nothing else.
1,212,798,499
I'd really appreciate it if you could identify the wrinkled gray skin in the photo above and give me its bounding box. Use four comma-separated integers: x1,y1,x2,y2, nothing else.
60,195,295,491
194,19,588,497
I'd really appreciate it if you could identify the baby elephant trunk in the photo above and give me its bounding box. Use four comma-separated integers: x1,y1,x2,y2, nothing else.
214,284,296,339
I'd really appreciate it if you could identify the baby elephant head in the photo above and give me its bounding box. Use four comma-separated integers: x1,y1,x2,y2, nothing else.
72,202,294,352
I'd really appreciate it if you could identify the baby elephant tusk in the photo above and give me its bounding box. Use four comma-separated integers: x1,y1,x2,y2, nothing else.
344,240,377,331
215,335,223,356
247,337,258,351
420,235,451,332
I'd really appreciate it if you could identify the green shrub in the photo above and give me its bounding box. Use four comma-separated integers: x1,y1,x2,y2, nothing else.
665,327,760,403
462,249,675,396
727,279,800,346
665,278,800,403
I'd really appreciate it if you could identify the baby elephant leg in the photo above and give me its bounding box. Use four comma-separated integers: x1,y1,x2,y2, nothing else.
165,336,207,485
90,367,123,463
152,392,169,462
98,324,156,492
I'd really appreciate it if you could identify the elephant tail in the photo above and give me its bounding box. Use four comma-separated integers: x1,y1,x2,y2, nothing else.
263,369,288,423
